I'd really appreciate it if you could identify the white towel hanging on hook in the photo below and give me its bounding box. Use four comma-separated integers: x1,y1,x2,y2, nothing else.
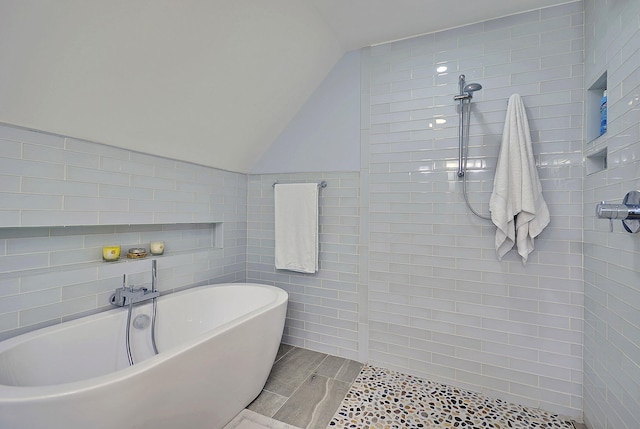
489,93,550,264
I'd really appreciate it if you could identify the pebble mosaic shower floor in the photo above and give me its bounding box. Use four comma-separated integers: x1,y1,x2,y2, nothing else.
329,365,574,429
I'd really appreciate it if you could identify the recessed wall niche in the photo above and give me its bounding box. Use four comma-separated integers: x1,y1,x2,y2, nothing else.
586,147,608,175
0,222,221,274
586,72,607,143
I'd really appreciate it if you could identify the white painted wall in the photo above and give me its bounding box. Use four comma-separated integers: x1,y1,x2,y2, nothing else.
250,51,361,174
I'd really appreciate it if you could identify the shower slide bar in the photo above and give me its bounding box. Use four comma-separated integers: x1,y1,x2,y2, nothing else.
455,74,483,178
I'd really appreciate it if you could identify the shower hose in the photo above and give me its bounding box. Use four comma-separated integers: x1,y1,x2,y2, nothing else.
124,296,159,366
123,268,160,366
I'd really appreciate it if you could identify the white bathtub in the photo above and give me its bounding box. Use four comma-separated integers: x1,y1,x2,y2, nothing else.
0,283,288,429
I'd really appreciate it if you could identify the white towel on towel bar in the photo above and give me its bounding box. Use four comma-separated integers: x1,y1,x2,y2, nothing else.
489,93,550,264
274,183,319,273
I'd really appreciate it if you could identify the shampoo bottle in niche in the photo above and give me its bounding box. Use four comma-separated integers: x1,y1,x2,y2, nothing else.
600,89,607,136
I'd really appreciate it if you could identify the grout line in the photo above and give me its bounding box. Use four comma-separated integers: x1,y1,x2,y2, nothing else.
269,395,287,419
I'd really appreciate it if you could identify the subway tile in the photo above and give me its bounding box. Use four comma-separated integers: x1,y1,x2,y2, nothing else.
66,165,129,186
484,9,540,32
0,193,62,210
0,253,50,272
0,158,65,179
0,125,64,147
65,138,129,159
0,139,21,158
512,14,572,38
0,312,18,332
100,156,155,176
130,174,176,191
543,1,584,19
0,278,19,297
99,183,154,200
64,196,129,212
20,296,96,327
22,177,100,197
0,288,60,314
7,234,84,255
23,143,100,168
541,26,584,44
0,210,21,227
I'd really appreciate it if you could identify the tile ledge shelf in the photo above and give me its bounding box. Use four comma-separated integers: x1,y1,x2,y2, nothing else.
0,247,222,280
0,221,220,230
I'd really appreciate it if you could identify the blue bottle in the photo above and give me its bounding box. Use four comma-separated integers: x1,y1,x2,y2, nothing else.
600,89,607,136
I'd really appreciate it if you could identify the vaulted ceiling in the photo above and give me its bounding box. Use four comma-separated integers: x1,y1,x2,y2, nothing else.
0,0,569,173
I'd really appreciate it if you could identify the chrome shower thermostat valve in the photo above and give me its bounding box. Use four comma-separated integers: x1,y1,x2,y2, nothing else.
595,190,640,233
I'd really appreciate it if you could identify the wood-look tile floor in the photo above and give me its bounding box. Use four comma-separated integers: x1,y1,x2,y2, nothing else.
247,344,363,429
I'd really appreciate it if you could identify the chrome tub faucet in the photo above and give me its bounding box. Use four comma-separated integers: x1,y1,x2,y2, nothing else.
111,273,160,307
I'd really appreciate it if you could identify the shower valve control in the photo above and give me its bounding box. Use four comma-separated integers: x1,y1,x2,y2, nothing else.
596,190,640,233
595,203,640,219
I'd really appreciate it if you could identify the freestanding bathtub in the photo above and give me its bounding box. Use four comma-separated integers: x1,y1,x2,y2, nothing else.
0,283,287,429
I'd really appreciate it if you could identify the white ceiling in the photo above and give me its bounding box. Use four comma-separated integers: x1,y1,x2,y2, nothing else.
0,0,571,173
311,0,573,51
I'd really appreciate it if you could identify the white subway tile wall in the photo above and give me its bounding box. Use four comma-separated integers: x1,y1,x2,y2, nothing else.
246,173,361,360
361,2,584,419
583,1,640,429
0,124,247,340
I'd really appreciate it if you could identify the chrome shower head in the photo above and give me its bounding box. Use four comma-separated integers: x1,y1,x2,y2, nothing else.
463,83,482,93
454,75,483,101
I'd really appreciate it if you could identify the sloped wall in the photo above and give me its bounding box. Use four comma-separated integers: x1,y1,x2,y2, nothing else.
0,1,343,173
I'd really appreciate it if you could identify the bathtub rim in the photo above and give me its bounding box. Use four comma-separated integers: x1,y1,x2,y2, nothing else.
0,282,287,401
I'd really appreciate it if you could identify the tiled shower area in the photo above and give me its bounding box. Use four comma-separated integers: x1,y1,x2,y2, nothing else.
0,1,639,428
249,0,586,420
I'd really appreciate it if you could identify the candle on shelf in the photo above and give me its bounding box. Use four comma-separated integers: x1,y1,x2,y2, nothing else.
150,241,165,255
102,246,121,261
